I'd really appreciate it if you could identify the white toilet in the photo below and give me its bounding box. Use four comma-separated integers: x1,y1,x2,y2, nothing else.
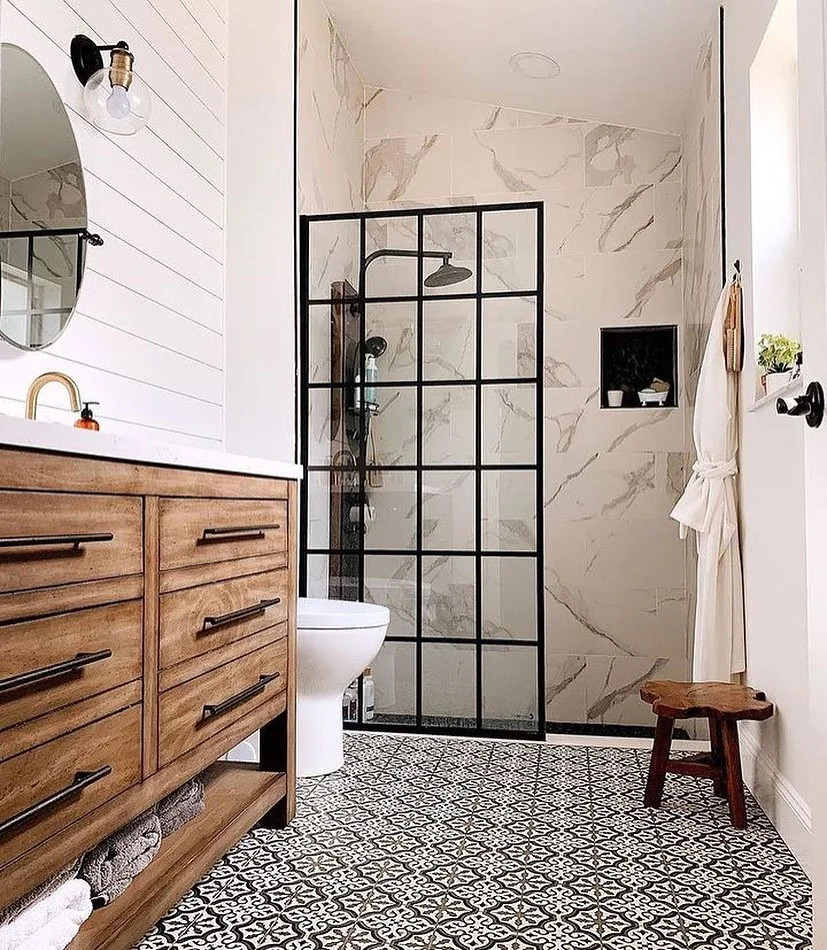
296,597,389,777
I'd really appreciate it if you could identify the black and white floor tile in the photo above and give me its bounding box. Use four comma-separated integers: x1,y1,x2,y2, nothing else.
136,734,812,950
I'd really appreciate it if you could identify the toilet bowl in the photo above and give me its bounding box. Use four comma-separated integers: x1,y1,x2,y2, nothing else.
297,597,389,777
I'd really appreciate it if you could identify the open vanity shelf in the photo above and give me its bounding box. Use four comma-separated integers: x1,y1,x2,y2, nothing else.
73,763,286,950
0,433,301,949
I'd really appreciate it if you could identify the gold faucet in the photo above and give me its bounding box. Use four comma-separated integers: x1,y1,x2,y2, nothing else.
25,372,82,421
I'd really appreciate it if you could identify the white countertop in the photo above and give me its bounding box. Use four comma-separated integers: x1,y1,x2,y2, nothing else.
0,415,303,481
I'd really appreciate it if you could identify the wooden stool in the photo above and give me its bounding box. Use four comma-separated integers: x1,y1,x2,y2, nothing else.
639,681,774,829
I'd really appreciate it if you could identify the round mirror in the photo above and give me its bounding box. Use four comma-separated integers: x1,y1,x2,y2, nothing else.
0,44,92,351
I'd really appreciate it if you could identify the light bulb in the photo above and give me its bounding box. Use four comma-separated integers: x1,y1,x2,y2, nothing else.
106,85,131,120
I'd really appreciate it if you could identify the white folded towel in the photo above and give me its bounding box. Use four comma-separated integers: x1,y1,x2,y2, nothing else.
0,879,92,950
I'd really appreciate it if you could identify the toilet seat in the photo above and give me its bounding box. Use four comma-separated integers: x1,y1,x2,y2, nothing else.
298,598,389,629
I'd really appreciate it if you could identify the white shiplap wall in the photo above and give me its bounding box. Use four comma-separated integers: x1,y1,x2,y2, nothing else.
0,0,228,449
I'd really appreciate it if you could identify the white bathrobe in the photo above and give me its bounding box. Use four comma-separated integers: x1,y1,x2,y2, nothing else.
671,284,746,681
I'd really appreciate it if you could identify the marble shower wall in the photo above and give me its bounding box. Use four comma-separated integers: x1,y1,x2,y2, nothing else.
363,87,693,728
298,0,366,604
683,25,723,409
298,0,364,216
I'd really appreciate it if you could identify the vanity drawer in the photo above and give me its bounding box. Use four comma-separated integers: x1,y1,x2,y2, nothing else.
0,492,143,593
159,638,287,767
0,705,142,868
159,498,288,571
160,569,289,671
0,601,143,733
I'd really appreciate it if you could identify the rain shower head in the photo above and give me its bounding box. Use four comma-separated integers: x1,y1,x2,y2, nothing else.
424,261,474,288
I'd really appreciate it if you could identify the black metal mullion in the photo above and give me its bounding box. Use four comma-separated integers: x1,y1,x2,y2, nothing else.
308,289,539,306
306,376,540,390
308,548,538,558
298,216,310,598
474,209,484,732
536,203,547,740
385,635,540,647
303,200,545,224
415,212,424,731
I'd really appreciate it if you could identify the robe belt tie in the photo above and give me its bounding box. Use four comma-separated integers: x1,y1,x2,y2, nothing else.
692,458,737,480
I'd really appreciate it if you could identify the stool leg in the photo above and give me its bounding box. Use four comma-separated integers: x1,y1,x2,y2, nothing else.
709,717,727,798
720,720,747,829
644,715,674,808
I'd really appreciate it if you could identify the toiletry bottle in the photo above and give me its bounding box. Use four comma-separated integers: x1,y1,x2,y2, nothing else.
364,355,379,409
363,668,375,721
74,401,100,431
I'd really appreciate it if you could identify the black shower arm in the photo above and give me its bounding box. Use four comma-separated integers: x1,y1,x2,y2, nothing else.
362,248,452,271
359,248,452,295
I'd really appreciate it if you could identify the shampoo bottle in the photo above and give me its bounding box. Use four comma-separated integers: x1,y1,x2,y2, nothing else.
363,668,375,721
364,355,379,409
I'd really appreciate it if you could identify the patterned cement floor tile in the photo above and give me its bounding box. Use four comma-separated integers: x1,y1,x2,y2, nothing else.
135,734,812,950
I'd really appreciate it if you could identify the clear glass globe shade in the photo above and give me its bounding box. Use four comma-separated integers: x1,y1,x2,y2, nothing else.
83,68,151,135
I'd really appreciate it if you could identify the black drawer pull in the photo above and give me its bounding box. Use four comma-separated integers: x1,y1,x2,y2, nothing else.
0,650,112,695
0,532,114,551
202,672,281,721
202,598,281,633
0,766,112,838
199,524,281,544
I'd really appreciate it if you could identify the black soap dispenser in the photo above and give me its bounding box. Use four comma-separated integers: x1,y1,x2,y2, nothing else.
75,401,100,431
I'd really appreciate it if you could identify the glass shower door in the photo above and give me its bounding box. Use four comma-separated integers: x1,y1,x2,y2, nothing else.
300,202,544,739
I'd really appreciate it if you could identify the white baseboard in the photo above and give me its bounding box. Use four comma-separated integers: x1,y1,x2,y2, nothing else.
740,728,812,876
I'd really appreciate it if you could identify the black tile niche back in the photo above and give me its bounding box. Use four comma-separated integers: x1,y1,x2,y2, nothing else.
600,325,679,409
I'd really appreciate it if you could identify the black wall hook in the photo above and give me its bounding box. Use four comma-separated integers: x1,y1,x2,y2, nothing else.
777,381,825,428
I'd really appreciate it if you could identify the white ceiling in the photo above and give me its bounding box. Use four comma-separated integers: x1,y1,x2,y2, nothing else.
323,0,720,133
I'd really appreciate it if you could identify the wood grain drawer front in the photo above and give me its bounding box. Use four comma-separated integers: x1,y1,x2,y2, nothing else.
160,569,289,671
159,499,287,571
0,705,141,868
0,492,142,593
0,602,143,733
159,639,287,767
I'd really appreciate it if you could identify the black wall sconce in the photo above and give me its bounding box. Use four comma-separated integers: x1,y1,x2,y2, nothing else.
71,35,151,136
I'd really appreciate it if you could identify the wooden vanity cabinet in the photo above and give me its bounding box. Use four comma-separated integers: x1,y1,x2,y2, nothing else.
0,447,298,950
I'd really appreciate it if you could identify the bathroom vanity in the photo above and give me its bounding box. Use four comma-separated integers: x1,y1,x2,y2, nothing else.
0,419,301,949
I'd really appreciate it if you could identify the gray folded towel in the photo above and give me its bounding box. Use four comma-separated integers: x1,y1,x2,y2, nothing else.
0,858,82,927
156,778,205,838
79,810,162,907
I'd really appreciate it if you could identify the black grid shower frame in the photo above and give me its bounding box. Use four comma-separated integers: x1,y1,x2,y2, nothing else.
299,202,545,741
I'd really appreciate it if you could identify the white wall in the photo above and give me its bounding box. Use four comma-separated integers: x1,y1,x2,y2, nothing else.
0,0,228,449
224,0,296,462
749,0,801,344
724,0,812,870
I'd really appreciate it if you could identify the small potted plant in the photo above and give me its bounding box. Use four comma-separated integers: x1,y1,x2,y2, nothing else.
757,333,802,395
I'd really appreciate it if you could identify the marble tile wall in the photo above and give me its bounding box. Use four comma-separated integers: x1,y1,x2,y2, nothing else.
298,0,365,311
683,26,723,410
362,87,695,728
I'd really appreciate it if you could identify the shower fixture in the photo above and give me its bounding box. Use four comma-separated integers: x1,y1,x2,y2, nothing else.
363,336,388,358
360,248,473,294
424,261,474,288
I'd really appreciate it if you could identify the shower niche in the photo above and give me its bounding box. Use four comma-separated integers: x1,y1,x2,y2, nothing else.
600,325,679,409
301,204,545,739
